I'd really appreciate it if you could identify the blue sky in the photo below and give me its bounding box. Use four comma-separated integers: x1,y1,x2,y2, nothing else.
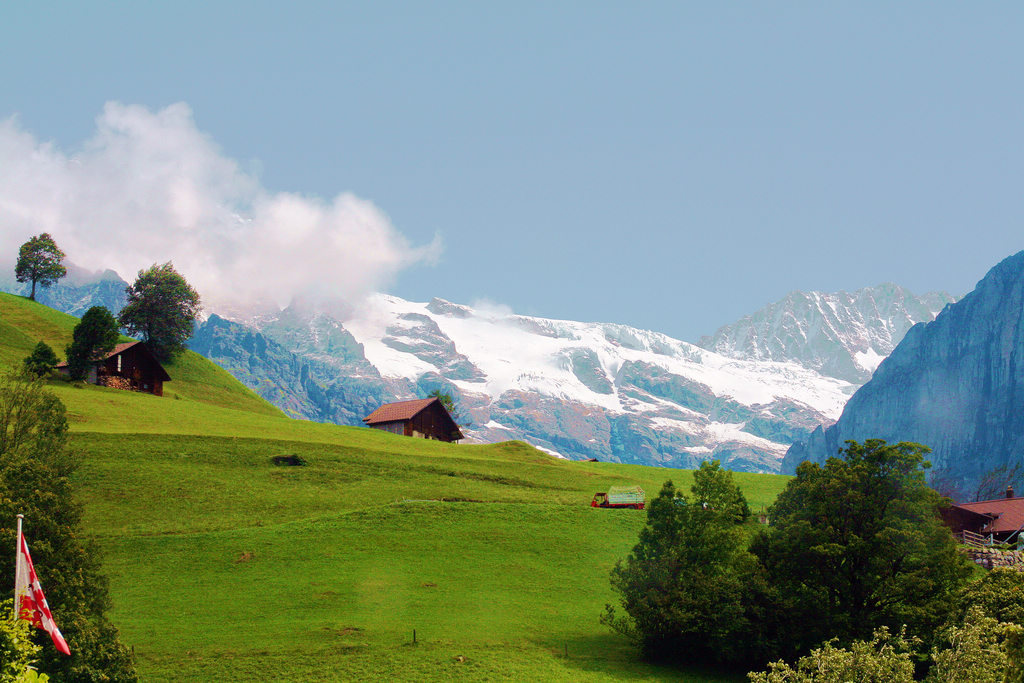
2,3,1022,340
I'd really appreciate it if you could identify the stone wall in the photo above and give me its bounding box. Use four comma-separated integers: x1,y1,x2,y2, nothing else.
963,546,1024,570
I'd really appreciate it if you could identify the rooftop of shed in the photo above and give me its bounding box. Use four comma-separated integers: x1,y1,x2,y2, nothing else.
953,496,1024,534
362,398,440,425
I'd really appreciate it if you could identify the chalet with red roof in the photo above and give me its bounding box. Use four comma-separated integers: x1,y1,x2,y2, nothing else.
363,397,463,443
942,486,1024,545
57,341,171,396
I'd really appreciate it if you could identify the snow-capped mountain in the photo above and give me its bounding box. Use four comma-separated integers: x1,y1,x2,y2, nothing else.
1,265,952,473
209,294,855,472
699,284,955,383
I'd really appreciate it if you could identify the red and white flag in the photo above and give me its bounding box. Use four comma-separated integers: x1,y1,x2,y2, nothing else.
15,530,71,656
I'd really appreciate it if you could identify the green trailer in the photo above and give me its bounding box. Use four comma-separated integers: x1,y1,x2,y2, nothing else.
591,485,645,510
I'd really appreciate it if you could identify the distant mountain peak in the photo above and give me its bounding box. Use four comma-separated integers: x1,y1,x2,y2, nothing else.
783,250,1024,495
698,284,956,383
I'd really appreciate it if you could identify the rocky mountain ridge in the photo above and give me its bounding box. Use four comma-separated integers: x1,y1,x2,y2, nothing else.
0,264,948,473
214,293,851,471
699,284,955,383
784,250,1024,492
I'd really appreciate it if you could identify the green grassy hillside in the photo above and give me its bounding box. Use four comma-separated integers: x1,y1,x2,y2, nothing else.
2,294,792,681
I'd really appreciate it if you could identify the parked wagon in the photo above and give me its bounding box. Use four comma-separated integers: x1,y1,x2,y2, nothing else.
591,486,645,510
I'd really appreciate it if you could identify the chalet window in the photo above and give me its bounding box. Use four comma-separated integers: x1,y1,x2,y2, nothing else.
116,355,122,373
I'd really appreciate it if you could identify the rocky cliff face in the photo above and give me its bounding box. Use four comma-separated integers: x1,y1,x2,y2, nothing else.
784,251,1024,490
189,313,406,425
699,284,955,383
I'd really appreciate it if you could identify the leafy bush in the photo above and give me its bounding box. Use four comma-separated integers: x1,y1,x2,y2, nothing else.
0,601,48,682
927,604,1022,683
22,343,58,378
953,568,1024,626
748,627,917,683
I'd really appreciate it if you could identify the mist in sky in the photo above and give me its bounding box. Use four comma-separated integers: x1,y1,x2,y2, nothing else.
0,103,439,315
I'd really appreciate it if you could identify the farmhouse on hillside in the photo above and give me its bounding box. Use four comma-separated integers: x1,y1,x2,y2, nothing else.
363,397,463,442
57,341,171,396
941,486,1024,545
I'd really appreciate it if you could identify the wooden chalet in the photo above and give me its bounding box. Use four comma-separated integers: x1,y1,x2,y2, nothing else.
57,341,171,396
363,397,463,443
942,487,1024,545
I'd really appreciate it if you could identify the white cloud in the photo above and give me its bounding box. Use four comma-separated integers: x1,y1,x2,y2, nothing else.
470,298,515,319
0,102,440,315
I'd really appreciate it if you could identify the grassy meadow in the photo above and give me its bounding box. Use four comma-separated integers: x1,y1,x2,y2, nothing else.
2,293,791,681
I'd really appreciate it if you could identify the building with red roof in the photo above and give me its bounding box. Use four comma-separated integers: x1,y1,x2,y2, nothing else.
942,487,1024,544
363,397,463,443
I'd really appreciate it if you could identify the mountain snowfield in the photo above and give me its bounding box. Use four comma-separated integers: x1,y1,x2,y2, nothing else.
247,293,851,471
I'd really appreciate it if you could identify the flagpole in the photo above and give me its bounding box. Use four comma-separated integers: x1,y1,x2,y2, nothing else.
13,514,23,621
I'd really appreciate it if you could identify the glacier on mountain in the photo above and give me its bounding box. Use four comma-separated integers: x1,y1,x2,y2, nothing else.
0,264,952,474
233,293,852,472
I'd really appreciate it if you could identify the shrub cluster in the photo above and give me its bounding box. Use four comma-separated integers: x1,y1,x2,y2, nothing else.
605,440,993,678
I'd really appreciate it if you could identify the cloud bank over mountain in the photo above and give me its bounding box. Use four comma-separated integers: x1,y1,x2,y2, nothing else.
0,102,440,314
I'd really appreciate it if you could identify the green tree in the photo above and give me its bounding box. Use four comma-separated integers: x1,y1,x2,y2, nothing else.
0,372,136,681
754,440,972,656
748,627,917,683
951,568,1024,628
749,608,1024,683
926,605,1023,683
117,262,200,362
15,235,66,302
22,343,58,378
65,307,119,381
0,600,48,682
602,461,760,664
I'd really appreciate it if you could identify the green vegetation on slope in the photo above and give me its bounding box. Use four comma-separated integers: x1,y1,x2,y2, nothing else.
0,292,283,418
77,431,779,681
1,293,792,680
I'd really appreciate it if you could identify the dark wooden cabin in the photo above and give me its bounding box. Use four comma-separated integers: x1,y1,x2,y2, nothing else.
58,341,171,396
363,397,463,443
941,487,1024,544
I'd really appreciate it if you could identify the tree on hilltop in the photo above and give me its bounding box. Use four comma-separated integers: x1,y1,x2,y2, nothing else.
118,263,201,362
15,234,67,302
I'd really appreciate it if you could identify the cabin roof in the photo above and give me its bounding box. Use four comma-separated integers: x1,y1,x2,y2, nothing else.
362,397,441,425
953,497,1024,534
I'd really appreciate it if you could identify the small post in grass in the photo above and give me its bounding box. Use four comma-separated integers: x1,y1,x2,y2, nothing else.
413,628,417,644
